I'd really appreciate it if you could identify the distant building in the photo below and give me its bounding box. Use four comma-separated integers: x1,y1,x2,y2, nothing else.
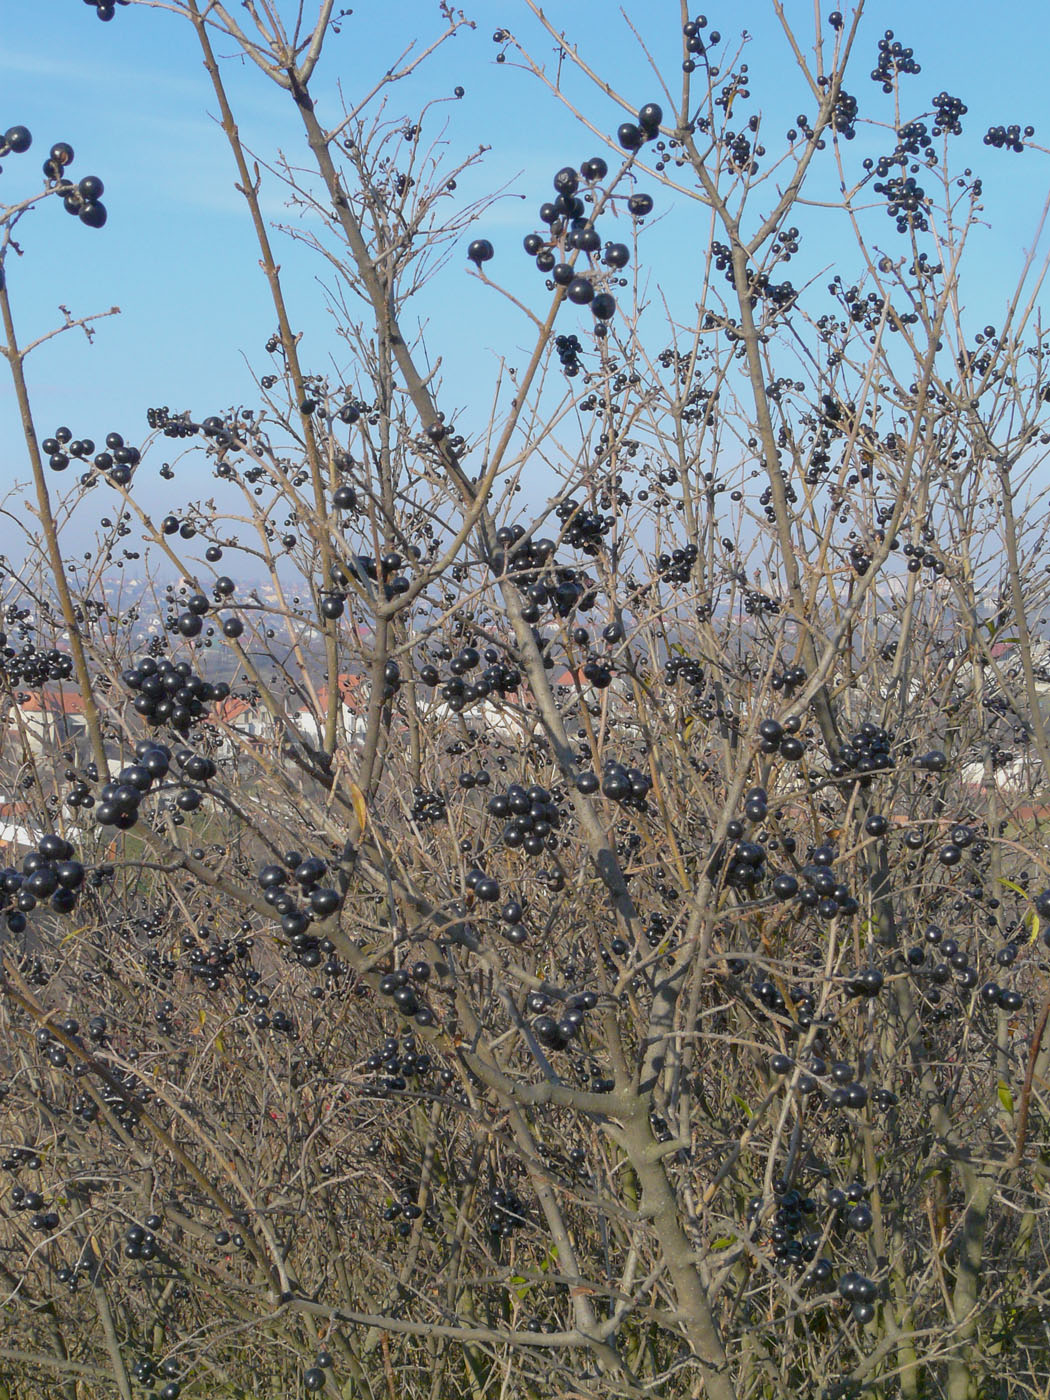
209,692,277,756
5,687,88,759
0,799,82,853
293,674,368,747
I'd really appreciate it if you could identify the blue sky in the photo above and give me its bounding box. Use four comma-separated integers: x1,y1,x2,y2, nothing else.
1,0,1049,556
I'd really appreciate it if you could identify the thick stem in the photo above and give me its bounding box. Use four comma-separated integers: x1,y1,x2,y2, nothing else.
0,277,109,779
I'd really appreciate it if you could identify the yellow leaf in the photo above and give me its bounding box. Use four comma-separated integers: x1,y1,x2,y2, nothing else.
998,879,1041,942
349,781,367,836
998,1082,1014,1114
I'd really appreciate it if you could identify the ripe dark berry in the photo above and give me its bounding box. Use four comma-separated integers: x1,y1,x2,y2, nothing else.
580,156,609,181
79,202,108,229
467,238,494,266
4,126,32,154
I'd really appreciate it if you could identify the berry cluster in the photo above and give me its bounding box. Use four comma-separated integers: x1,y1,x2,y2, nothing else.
381,1189,426,1235
130,1357,182,1398
491,523,597,623
664,655,704,688
529,987,598,1051
710,241,796,310
721,835,768,890
932,92,967,137
123,1219,163,1262
554,499,610,555
8,1183,59,1234
871,31,921,92
419,639,522,712
576,760,652,807
0,124,32,158
1,834,85,933
0,634,73,686
329,552,412,604
42,426,139,483
376,962,434,1023
487,1185,528,1241
793,845,859,919
831,89,859,139
554,332,584,377
487,782,562,857
148,406,199,441
182,932,253,992
657,543,699,585
831,722,896,781
303,1357,334,1393
903,924,1025,1015
364,1033,434,1095
873,171,929,233
770,665,808,693
258,854,342,970
410,787,447,823
751,716,806,760
895,120,933,159
683,15,720,64
984,124,1033,153
83,0,130,19
0,1143,42,1172
94,743,171,829
747,1183,819,1269
121,656,230,732
513,140,655,329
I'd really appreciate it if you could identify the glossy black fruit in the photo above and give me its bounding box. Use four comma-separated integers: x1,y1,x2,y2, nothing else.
4,126,32,154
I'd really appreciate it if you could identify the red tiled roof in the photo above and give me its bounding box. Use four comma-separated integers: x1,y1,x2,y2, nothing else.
214,695,258,723
315,673,366,714
552,668,587,689
15,688,86,715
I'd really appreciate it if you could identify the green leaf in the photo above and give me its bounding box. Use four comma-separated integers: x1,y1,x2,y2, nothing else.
998,1082,1014,1114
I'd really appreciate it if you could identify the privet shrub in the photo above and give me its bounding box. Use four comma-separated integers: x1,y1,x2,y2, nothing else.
2,5,1050,1398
